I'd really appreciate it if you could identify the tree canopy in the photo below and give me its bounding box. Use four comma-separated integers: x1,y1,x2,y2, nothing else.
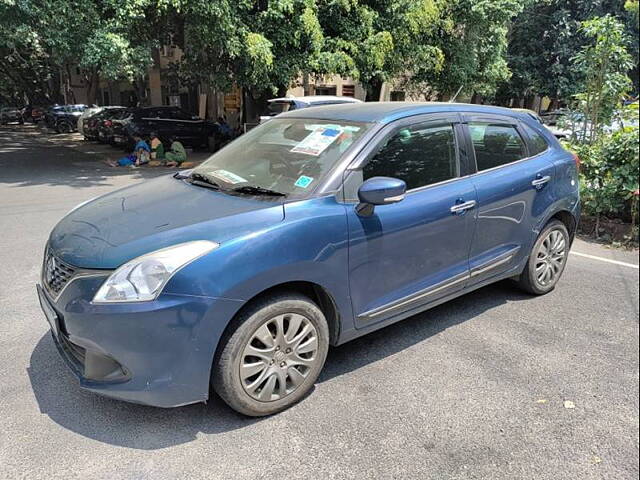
1,0,638,106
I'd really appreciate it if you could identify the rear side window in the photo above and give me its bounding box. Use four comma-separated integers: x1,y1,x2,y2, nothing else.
468,123,527,171
364,122,458,190
521,123,549,156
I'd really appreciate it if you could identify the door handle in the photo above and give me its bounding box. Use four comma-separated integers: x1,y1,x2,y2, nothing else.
531,175,551,189
450,200,477,214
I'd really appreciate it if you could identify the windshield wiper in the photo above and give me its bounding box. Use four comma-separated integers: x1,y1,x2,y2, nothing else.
232,185,286,197
187,172,223,190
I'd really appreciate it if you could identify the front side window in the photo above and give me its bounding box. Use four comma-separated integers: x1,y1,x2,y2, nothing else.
191,118,371,197
363,123,458,190
521,123,549,156
469,123,527,171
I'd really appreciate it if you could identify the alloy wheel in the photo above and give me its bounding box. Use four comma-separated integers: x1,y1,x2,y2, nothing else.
534,229,567,287
240,313,319,402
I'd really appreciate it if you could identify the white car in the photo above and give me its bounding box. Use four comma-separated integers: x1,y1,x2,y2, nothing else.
260,95,363,123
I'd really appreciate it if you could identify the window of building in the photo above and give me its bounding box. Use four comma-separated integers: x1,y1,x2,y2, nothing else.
468,123,527,171
521,123,549,156
342,85,355,97
363,123,458,190
315,86,337,96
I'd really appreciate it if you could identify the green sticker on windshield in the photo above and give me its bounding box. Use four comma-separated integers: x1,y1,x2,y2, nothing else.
294,175,314,188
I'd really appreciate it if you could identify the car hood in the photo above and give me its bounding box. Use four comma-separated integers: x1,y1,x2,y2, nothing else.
48,174,285,269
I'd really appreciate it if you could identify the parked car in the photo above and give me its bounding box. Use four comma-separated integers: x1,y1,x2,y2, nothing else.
1,107,24,124
44,104,87,133
30,106,46,123
79,106,125,140
111,106,221,151
38,102,580,416
511,108,569,139
96,108,129,144
260,95,363,123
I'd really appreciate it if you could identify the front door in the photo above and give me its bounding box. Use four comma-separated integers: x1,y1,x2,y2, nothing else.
345,117,477,328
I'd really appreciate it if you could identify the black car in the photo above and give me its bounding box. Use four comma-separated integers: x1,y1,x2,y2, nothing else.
112,106,222,151
44,104,87,133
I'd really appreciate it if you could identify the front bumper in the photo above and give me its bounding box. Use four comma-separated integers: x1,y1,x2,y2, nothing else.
37,276,243,407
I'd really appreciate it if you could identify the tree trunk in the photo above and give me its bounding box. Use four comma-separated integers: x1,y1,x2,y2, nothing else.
302,73,311,96
85,70,100,106
365,77,384,102
242,88,271,125
135,77,148,106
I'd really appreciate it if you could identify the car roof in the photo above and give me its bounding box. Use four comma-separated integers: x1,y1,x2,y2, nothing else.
269,96,362,105
278,101,531,124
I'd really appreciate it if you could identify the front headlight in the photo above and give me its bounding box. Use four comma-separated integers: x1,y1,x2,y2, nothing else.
92,241,219,303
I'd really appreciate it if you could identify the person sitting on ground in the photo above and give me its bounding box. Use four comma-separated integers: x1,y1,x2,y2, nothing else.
164,136,187,167
133,135,151,166
149,132,164,160
217,116,232,138
107,135,150,167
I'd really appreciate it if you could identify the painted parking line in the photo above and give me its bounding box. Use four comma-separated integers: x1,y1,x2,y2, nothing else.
570,250,639,269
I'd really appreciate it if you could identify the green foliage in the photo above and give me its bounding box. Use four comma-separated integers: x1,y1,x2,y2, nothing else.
423,0,525,98
566,105,639,230
505,0,640,103
572,15,634,142
0,0,169,104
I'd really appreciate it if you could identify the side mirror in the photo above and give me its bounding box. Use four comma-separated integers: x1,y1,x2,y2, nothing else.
356,176,406,216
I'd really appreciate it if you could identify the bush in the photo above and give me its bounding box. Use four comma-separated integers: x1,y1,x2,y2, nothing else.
564,126,640,239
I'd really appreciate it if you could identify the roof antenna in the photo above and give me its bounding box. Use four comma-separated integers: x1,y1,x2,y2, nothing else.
449,85,463,103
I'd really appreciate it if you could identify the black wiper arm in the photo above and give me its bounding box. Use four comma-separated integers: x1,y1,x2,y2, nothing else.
187,172,223,190
232,185,286,197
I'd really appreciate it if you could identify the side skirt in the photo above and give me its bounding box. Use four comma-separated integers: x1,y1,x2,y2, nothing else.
336,258,528,346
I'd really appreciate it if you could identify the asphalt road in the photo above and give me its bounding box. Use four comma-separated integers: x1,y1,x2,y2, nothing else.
1,126,638,480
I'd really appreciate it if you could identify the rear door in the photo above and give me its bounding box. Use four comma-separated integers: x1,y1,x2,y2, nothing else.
345,114,478,328
463,114,556,285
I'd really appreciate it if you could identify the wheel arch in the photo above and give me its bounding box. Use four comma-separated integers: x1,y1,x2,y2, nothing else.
548,209,577,243
211,280,341,372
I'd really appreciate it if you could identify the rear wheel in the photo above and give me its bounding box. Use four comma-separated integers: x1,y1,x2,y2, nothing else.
518,220,569,295
213,293,329,416
56,121,72,134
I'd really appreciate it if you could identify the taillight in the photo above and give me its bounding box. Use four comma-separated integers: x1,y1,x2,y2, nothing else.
104,120,112,127
572,153,581,169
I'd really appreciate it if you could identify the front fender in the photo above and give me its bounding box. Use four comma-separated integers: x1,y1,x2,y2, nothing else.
165,195,354,336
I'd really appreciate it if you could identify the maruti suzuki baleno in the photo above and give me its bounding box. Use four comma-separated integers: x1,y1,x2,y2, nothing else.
38,103,580,416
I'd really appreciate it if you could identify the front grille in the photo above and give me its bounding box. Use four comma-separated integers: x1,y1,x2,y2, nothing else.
43,249,76,296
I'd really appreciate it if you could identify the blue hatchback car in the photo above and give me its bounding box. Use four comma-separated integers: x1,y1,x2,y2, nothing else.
38,103,580,416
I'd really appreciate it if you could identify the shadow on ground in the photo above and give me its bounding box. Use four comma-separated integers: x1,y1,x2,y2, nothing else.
28,281,531,450
0,127,182,188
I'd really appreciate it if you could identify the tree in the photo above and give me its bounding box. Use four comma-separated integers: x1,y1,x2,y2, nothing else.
572,15,633,142
504,0,639,108
0,0,161,106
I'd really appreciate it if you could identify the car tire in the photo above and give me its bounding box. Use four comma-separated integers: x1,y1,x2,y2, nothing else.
213,292,330,416
518,220,570,295
207,135,219,152
56,121,72,134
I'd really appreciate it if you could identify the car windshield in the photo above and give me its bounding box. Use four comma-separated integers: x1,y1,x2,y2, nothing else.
191,118,372,197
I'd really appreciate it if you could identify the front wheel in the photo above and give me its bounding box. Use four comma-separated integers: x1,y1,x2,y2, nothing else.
518,220,570,295
213,293,329,416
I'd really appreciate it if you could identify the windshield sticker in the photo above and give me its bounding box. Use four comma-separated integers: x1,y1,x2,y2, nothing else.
209,169,247,184
294,175,314,188
291,127,342,156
